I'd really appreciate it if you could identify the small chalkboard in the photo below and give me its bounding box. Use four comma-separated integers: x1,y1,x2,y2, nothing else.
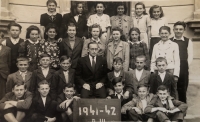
73,99,121,122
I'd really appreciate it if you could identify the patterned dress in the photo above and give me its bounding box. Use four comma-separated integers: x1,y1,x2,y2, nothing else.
38,40,60,70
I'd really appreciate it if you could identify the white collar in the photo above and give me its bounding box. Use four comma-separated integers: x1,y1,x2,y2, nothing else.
173,36,185,41
19,70,27,75
151,17,163,20
135,14,143,19
41,67,49,70
158,71,166,76
47,12,57,16
115,91,123,96
161,100,167,104
91,37,101,43
28,39,39,44
89,55,96,60
128,40,141,45
136,69,144,73
158,39,171,45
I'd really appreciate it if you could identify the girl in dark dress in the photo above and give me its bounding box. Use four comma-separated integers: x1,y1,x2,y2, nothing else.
19,25,41,72
38,23,60,70
40,0,62,39
61,2,87,39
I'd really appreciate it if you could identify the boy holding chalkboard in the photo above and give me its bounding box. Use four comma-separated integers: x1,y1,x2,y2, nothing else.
57,83,80,122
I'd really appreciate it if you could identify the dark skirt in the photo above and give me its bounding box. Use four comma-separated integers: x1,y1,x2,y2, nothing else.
0,75,6,99
149,37,161,58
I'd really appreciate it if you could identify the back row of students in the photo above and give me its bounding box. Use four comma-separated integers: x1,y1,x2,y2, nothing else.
0,52,188,122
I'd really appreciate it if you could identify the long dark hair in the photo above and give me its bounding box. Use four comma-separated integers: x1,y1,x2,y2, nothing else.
70,2,85,16
135,2,148,15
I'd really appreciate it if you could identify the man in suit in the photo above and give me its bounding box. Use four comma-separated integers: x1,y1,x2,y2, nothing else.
30,80,57,122
0,82,32,122
6,57,32,93
129,55,151,94
144,85,188,122
75,42,108,98
30,53,55,97
58,23,84,69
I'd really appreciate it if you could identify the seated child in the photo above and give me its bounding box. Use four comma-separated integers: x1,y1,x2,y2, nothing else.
144,85,188,122
57,83,80,122
30,53,55,96
107,57,134,98
30,80,57,122
121,84,154,122
6,57,32,93
129,55,151,94
149,57,176,98
51,56,75,100
0,82,33,122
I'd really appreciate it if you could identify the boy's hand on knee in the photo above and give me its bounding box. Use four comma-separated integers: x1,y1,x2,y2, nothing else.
106,96,111,99
123,91,129,99
132,107,142,114
96,83,103,89
83,83,90,90
158,107,167,113
4,103,14,109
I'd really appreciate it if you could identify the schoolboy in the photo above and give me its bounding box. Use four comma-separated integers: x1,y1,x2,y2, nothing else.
129,55,151,94
170,21,193,103
2,22,24,73
57,83,80,122
51,56,75,100
6,57,32,93
145,85,188,122
30,80,57,122
121,84,154,122
0,82,33,122
107,57,134,98
149,57,176,98
30,53,55,96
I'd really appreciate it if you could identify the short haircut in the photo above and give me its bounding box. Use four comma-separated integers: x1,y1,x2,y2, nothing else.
0,31,4,38
38,80,50,88
39,53,50,60
95,2,105,8
63,83,76,90
113,57,123,64
136,55,146,61
26,25,40,39
135,2,147,15
157,85,168,92
60,55,71,63
149,5,164,18
87,41,98,49
46,0,57,6
45,23,59,40
137,84,149,90
156,57,167,65
112,76,125,86
17,57,29,63
66,22,76,32
12,81,27,89
129,27,141,41
114,2,127,15
112,27,123,35
8,22,22,30
88,24,102,38
174,21,186,29
159,26,171,34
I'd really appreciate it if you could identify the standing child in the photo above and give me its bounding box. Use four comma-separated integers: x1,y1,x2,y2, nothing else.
129,55,150,94
133,2,151,48
149,57,177,98
40,0,62,39
128,27,150,70
19,25,41,71
106,27,130,71
107,57,134,97
30,80,57,122
6,57,32,93
145,85,188,122
38,23,60,70
61,2,87,39
2,22,24,73
170,21,193,103
151,26,180,83
51,56,75,99
0,82,33,122
149,5,168,57
87,2,111,44
57,83,80,122
121,85,154,122
82,24,106,57
0,32,11,99
30,53,55,96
